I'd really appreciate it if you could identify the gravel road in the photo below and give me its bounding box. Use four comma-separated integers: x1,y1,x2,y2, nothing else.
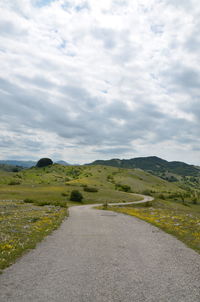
0,198,200,302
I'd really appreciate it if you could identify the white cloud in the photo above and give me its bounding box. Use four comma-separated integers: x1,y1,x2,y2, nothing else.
0,0,200,164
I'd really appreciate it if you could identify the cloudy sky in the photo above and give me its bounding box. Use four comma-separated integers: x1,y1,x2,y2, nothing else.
0,0,200,164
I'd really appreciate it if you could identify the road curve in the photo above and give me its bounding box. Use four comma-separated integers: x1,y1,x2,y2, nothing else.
109,193,154,206
0,197,200,302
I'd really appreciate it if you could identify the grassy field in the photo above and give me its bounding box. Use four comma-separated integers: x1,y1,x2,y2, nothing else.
0,164,146,270
0,165,170,206
104,199,200,253
0,164,184,206
0,163,199,270
0,200,67,271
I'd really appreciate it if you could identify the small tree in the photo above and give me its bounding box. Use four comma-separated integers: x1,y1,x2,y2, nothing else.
36,158,53,168
70,190,83,202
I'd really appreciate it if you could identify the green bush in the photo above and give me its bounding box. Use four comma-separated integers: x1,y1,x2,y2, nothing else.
107,175,114,183
24,198,34,203
144,201,153,207
83,186,98,192
61,192,68,196
8,180,21,185
115,183,131,192
70,190,83,202
36,158,53,168
192,198,198,205
158,193,165,200
141,189,152,196
36,200,68,208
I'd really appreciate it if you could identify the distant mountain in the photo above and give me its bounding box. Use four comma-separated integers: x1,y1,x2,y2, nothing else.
0,160,71,168
0,160,36,168
55,160,71,166
89,156,200,177
0,164,24,172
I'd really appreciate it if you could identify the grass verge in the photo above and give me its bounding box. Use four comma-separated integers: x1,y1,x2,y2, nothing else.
101,199,200,254
0,200,68,272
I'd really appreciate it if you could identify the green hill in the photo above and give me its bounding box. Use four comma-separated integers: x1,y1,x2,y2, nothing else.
0,160,36,168
0,164,184,207
89,156,200,177
0,163,199,269
0,164,23,172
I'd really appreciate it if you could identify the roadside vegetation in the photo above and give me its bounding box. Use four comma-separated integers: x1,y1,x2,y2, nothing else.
0,200,67,271
103,199,200,253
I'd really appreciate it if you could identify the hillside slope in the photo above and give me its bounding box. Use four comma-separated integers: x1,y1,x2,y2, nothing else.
89,156,200,177
0,164,183,206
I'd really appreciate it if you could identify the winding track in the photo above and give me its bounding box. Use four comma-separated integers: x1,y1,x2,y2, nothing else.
108,193,154,206
0,196,200,302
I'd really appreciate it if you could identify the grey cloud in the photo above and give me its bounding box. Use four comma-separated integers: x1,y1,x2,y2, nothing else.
192,146,200,151
185,22,200,53
60,85,100,110
96,146,134,155
0,20,27,37
91,27,137,64
161,64,200,93
0,137,14,148
17,75,55,89
0,73,199,162
152,117,196,144
174,68,200,90
113,0,128,7
165,0,196,10
92,27,117,49
0,69,199,158
151,24,164,35
186,35,200,52
185,100,200,122
0,132,47,153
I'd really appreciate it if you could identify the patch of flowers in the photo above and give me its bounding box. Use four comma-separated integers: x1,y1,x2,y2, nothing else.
0,201,67,270
108,206,200,253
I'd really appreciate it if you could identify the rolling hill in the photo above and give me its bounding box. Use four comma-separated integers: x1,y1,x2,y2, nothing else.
89,156,200,177
0,163,185,207
0,160,36,168
0,160,70,168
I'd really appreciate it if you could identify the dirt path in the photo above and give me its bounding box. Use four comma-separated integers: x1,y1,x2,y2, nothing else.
0,198,200,302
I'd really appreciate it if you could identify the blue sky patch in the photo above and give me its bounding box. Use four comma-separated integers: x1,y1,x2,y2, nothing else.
35,0,56,8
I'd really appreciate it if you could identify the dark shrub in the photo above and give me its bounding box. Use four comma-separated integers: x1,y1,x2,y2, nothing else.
61,192,68,196
70,190,83,202
12,167,21,172
141,189,152,196
8,180,21,185
83,187,98,192
24,198,34,203
115,183,131,192
192,198,198,205
158,193,165,200
36,158,53,168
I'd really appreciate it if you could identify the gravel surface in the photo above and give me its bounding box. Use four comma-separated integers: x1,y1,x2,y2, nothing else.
0,199,200,302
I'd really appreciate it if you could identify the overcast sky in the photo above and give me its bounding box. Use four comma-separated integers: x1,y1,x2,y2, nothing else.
0,0,200,164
